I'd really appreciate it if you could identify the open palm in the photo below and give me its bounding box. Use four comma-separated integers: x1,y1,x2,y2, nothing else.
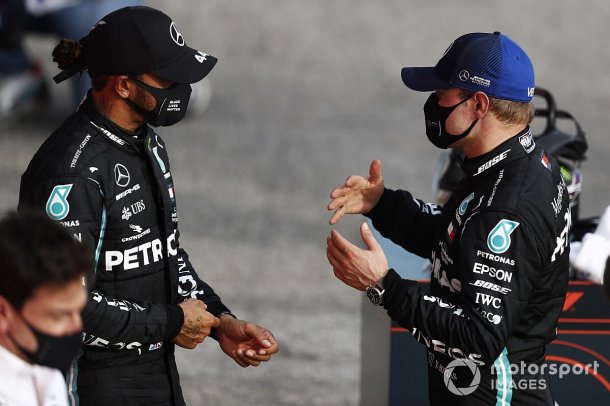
217,317,279,367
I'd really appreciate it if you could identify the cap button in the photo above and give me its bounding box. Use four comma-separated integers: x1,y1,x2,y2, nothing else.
493,31,501,35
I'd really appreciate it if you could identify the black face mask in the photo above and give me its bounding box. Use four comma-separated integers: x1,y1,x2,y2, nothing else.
423,93,478,149
10,311,82,375
125,77,192,127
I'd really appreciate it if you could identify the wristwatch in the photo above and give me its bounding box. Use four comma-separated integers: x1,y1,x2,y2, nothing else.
365,282,385,306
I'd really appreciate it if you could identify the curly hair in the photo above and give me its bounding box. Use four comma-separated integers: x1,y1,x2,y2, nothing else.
52,39,108,91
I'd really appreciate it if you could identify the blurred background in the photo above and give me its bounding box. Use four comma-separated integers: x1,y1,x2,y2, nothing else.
1,1,609,405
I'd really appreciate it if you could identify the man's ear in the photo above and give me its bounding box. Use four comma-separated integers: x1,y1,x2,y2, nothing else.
473,91,490,118
115,75,131,99
0,296,14,333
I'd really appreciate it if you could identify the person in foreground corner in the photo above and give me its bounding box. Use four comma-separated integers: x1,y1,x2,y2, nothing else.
0,211,90,406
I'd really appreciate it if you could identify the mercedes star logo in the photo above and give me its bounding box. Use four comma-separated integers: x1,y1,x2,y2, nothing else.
458,70,470,81
170,22,185,46
114,164,130,187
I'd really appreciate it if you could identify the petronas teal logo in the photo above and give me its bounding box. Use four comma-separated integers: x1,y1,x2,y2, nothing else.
487,219,519,254
458,192,475,216
46,184,73,220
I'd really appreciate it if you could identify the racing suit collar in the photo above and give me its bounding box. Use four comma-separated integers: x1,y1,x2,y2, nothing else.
460,126,535,178
79,91,149,153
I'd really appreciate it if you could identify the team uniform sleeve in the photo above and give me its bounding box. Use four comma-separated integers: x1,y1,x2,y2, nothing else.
83,291,184,347
365,188,444,259
174,229,232,317
19,175,184,348
380,211,540,364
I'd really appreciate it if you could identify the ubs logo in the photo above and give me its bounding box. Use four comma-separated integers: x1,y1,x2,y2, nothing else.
170,22,185,46
114,164,130,187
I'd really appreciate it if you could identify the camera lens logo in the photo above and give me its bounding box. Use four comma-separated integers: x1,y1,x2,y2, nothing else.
114,164,130,187
443,359,481,396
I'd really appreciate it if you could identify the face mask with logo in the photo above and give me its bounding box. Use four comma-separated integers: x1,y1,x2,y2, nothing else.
423,92,478,149
125,77,192,127
10,311,82,375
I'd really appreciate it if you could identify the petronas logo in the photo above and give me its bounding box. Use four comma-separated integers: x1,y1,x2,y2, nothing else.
458,192,475,216
487,219,519,254
46,184,73,220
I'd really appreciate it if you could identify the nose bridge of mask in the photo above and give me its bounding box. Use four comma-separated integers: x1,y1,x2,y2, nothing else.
130,77,169,105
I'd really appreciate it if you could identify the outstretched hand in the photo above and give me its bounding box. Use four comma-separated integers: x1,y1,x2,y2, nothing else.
217,316,279,367
326,222,389,291
327,160,385,225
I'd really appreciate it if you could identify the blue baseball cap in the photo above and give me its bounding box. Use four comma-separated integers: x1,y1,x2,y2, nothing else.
401,32,535,102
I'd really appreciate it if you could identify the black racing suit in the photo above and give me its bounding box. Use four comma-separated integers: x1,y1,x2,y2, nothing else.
367,128,571,405
19,94,231,406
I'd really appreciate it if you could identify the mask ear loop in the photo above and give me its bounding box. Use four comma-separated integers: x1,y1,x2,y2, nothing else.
5,306,39,363
434,92,478,138
451,94,478,137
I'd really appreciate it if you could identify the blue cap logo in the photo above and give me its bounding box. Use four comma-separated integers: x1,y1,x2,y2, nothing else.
487,219,519,254
46,184,73,220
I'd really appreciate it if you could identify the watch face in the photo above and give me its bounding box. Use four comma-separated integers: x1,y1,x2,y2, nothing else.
366,287,383,306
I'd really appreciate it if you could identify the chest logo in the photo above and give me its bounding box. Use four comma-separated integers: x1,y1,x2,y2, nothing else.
458,192,475,216
519,130,535,153
487,219,520,254
114,164,131,187
46,184,73,221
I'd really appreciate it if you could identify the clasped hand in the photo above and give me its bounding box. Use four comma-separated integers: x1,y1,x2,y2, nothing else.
174,299,279,367
174,298,220,349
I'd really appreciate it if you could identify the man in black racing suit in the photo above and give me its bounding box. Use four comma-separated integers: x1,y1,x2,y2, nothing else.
326,32,570,405
18,6,278,406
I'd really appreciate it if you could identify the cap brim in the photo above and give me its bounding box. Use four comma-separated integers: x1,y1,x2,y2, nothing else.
401,67,452,91
152,47,218,84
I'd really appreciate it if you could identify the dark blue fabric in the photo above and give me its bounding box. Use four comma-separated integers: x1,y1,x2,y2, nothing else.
402,32,535,102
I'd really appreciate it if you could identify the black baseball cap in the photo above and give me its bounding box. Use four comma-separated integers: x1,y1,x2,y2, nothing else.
54,6,217,84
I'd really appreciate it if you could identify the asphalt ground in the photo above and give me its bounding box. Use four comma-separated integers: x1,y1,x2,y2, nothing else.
1,1,610,405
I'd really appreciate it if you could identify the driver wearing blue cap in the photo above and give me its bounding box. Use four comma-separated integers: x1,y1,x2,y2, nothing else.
327,32,570,405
